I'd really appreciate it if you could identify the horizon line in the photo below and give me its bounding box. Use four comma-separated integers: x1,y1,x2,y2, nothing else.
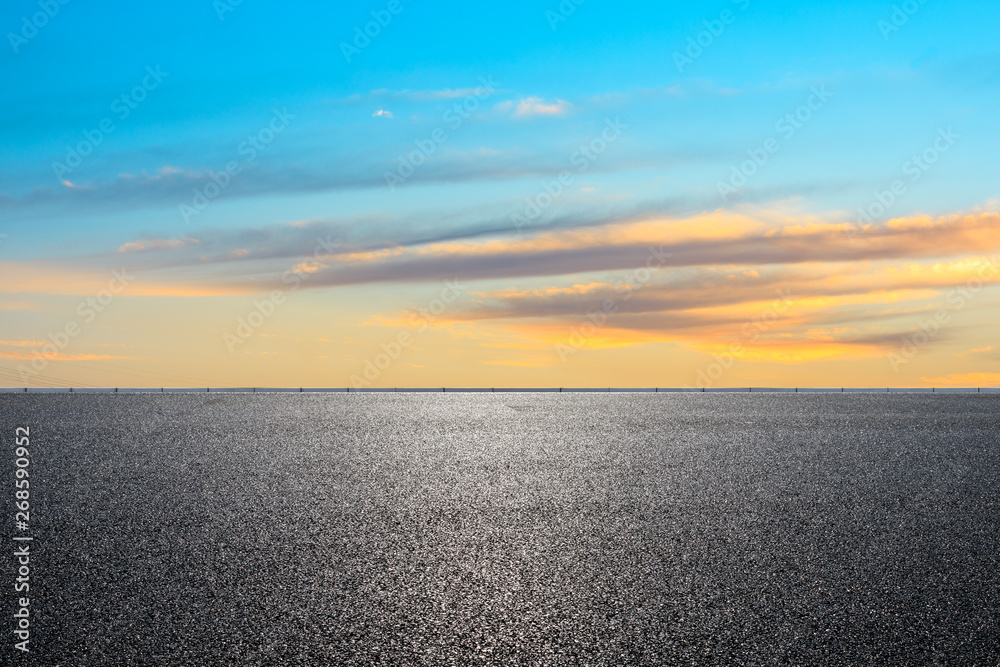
3,387,999,394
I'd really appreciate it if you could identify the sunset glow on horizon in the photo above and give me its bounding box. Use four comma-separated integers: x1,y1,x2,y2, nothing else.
2,1,999,388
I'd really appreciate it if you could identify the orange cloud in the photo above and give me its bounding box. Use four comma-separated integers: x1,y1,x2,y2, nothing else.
0,301,37,311
252,210,1000,293
688,339,887,364
0,261,256,297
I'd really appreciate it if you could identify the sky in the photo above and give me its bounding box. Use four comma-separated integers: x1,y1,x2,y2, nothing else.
1,0,999,389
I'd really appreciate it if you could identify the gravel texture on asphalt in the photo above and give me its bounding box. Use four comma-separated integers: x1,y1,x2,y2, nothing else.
2,394,998,665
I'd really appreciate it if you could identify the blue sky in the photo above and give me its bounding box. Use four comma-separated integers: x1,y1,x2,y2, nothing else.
4,1,998,228
2,0,999,388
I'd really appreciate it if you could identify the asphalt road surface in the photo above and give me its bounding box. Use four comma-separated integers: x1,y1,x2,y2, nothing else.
2,394,998,665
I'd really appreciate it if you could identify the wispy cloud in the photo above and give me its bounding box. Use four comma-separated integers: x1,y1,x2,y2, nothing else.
55,209,1000,295
348,85,503,103
0,301,37,312
0,350,130,361
118,237,199,253
497,97,573,117
244,211,1000,290
1,152,649,213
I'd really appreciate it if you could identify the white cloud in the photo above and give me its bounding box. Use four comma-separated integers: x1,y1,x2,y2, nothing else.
351,86,500,103
499,97,573,117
